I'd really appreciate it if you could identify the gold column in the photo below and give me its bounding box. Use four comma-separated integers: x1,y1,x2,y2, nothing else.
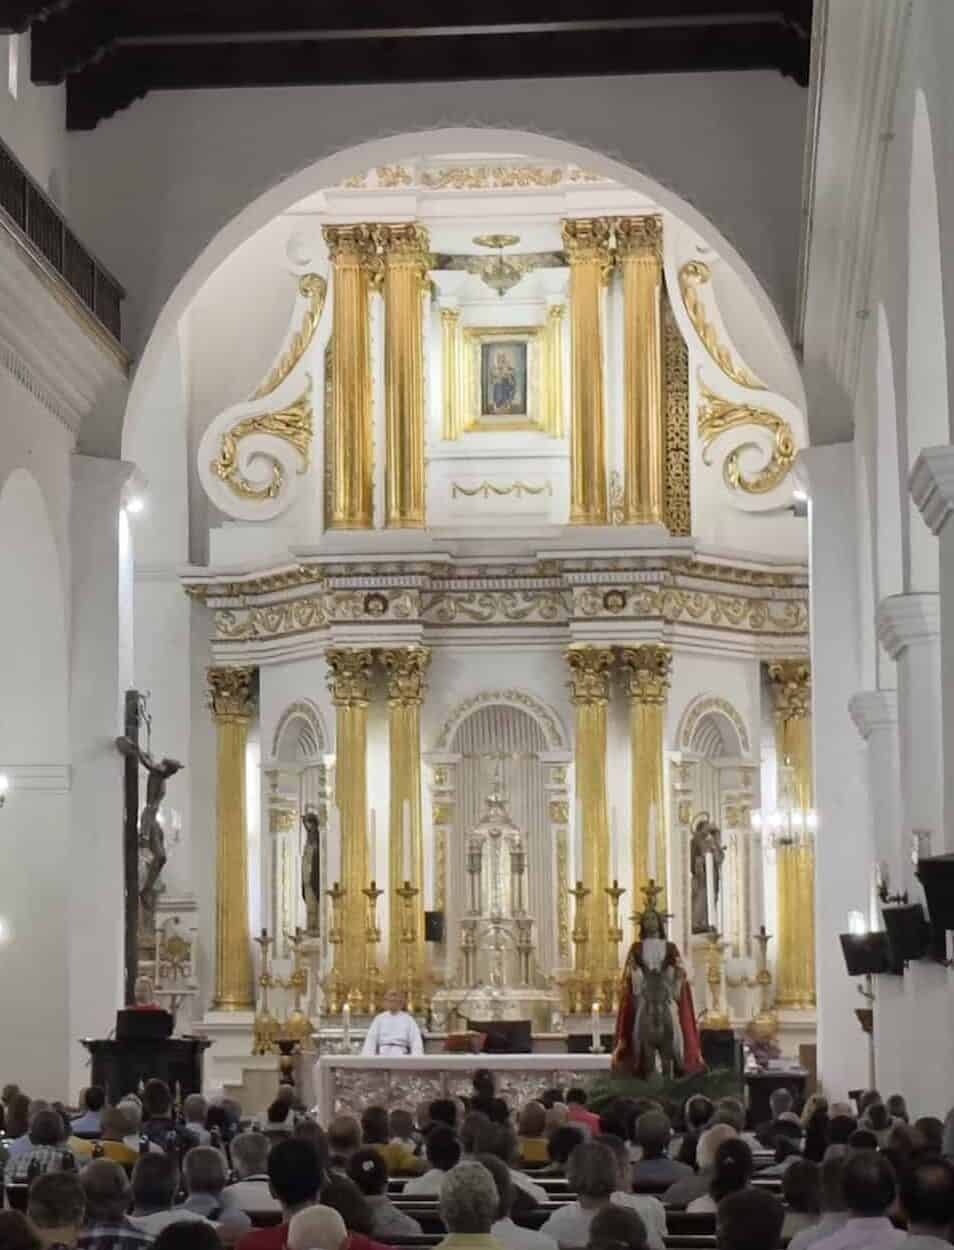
767,660,816,1009
619,645,672,910
543,302,566,437
322,225,378,529
562,219,612,524
566,646,614,1001
325,647,374,1002
617,215,665,526
441,308,464,440
207,666,257,1011
382,647,431,989
379,224,430,527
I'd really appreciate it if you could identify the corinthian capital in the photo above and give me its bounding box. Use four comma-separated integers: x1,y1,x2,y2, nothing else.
376,223,431,261
561,218,613,271
618,645,672,705
207,665,257,721
325,647,374,707
382,646,431,707
565,646,614,705
322,223,380,268
614,214,663,259
767,659,812,721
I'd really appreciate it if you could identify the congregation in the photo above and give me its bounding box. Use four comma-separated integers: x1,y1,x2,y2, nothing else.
2,1075,954,1250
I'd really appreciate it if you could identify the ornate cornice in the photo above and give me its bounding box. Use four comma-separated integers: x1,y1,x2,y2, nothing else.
565,645,614,705
767,659,812,722
325,647,374,708
207,665,257,720
618,644,673,705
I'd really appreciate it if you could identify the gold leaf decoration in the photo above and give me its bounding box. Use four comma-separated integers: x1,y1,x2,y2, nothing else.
664,298,691,535
697,376,796,495
451,480,552,500
253,274,327,400
211,379,313,502
678,261,765,390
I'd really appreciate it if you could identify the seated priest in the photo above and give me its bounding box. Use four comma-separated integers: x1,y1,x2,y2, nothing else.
361,989,424,1058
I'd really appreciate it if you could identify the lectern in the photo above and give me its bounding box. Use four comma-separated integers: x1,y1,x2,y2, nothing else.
81,1037,211,1103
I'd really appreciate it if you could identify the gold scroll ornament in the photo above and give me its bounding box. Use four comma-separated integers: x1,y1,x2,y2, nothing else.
697,377,796,495
678,261,764,390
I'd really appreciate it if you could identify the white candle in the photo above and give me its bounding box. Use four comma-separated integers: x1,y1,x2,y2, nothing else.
591,1001,600,1051
610,806,619,883
648,802,658,883
575,799,584,883
705,849,716,930
403,798,412,883
342,1002,351,1047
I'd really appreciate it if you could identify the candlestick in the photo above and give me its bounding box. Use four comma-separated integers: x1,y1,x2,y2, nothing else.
342,1002,351,1048
590,1001,601,1052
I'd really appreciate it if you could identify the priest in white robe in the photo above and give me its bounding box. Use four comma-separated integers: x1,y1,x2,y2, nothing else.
362,988,425,1057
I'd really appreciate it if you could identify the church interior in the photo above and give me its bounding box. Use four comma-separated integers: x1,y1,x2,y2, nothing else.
2,0,954,1149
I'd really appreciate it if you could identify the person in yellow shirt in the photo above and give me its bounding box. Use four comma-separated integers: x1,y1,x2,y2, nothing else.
70,1107,140,1167
360,1106,423,1175
517,1102,550,1166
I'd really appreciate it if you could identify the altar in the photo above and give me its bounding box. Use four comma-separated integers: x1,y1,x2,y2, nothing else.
315,1053,611,1118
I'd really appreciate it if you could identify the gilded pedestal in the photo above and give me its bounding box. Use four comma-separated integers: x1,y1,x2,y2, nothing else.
208,666,257,1011
619,644,672,910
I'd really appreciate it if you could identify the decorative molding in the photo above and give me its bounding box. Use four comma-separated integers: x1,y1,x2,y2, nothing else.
676,694,751,756
664,299,691,535
910,445,954,536
767,659,812,721
0,339,77,434
877,592,941,658
339,163,613,192
451,481,552,500
253,274,327,400
678,261,765,389
210,378,313,502
435,690,568,751
572,584,808,634
270,697,328,758
697,376,796,495
0,764,72,792
848,689,898,740
422,589,566,626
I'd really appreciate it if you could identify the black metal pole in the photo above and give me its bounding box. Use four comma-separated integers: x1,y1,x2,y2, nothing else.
122,689,141,1005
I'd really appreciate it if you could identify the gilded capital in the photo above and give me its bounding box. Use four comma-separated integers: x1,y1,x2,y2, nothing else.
614,214,663,259
382,646,431,707
207,665,257,721
325,647,374,707
565,646,614,705
619,645,672,705
561,218,613,273
376,222,431,263
767,659,812,721
322,224,382,275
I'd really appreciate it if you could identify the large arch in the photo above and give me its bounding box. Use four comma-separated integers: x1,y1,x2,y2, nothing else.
121,126,807,455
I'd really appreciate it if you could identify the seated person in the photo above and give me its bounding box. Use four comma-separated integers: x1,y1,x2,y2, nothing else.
781,1160,822,1242
154,1226,224,1250
4,1109,75,1184
827,1116,858,1147
183,1097,211,1147
788,1149,850,1250
478,1153,557,1250
674,1095,715,1170
716,1188,785,1250
72,1107,140,1167
225,1133,281,1215
429,1099,460,1132
318,1176,393,1250
460,1112,497,1160
631,1112,692,1188
28,1171,87,1250
287,1207,347,1250
71,1088,106,1139
347,1149,421,1239
517,1103,550,1166
688,1139,753,1214
359,1106,421,1175
915,1117,944,1158
438,1160,503,1248
898,1157,954,1249
130,1154,210,1236
593,1134,665,1250
78,1159,154,1250
141,1080,177,1147
361,989,423,1057
539,1140,664,1250
566,1089,601,1136
181,1146,252,1240
327,1116,362,1172
4,1094,35,1161
663,1125,737,1208
483,1123,547,1205
402,1125,462,1196
758,1127,804,1176
235,1139,324,1250
587,1205,647,1250
386,1110,419,1158
755,1089,801,1150
811,1149,904,1250
539,1125,585,1177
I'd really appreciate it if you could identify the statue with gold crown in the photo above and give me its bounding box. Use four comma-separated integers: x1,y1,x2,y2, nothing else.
612,881,705,1078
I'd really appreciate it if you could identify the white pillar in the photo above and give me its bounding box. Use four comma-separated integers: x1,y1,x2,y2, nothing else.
69,454,135,1094
796,445,871,1100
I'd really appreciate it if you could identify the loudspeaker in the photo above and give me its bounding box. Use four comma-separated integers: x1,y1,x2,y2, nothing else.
881,902,931,962
839,931,900,976
424,910,445,943
916,854,954,930
700,1028,742,1075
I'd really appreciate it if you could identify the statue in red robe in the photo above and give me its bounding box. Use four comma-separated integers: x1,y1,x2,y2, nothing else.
613,886,705,1078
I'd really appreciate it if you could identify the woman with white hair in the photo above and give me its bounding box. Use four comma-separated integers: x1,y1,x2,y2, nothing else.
539,1141,664,1250
288,1205,348,1250
438,1161,505,1250
661,1123,737,1208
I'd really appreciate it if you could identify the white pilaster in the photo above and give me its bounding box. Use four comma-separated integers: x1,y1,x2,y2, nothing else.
69,454,135,1094
796,444,871,1100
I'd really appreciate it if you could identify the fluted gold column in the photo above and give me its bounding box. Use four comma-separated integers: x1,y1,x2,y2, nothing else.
768,660,816,1009
326,647,374,1001
441,307,464,441
566,646,614,1000
382,647,431,990
562,219,612,524
322,225,377,529
379,224,430,527
543,302,566,437
207,666,257,1011
617,216,665,526
620,645,672,912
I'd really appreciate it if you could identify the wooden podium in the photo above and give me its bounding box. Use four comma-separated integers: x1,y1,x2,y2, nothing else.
81,1037,212,1103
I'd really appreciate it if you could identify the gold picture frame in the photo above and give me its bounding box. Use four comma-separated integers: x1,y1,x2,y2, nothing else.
462,326,543,432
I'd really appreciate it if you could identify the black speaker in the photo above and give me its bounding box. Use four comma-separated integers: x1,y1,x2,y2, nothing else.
424,910,445,943
916,854,954,929
700,1027,742,1076
839,931,900,976
881,903,931,962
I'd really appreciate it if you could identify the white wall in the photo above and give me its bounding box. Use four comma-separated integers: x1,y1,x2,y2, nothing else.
0,32,69,210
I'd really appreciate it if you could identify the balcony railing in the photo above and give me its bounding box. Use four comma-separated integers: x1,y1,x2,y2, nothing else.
0,135,124,344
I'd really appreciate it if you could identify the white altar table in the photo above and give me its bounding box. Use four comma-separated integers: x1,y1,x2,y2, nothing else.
316,1053,612,1117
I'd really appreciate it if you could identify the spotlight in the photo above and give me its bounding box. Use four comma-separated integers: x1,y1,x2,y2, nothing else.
125,496,145,515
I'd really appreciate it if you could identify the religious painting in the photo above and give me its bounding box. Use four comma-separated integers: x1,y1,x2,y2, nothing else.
462,326,542,432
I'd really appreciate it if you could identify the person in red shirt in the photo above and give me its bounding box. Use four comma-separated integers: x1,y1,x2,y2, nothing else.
236,1138,325,1250
566,1089,601,1136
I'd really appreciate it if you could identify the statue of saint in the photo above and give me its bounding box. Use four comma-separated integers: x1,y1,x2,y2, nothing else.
690,814,724,934
301,808,321,935
115,738,184,942
613,884,705,1078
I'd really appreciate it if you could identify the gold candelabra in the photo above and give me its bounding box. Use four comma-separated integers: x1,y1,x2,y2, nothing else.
701,930,730,1030
362,880,384,1014
396,879,422,1013
605,880,626,1011
252,927,313,1055
253,930,279,1054
749,924,778,1040
567,879,592,1014
322,882,347,1014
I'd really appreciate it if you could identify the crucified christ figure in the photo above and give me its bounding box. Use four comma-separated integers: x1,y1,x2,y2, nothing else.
115,737,184,913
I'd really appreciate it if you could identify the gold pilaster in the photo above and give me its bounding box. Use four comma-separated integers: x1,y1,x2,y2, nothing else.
379,224,430,527
619,645,672,911
617,216,665,526
322,225,378,529
543,303,566,437
382,646,430,994
566,646,614,1001
767,660,816,1009
441,308,464,441
562,219,612,524
325,647,374,1003
207,666,257,1011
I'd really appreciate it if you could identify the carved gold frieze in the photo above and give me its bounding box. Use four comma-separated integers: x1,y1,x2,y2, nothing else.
697,377,796,495
339,164,612,191
767,659,812,722
664,300,691,535
253,275,327,400
678,261,765,390
572,584,808,634
451,481,552,500
423,589,567,625
549,799,569,823
207,665,256,720
210,381,313,502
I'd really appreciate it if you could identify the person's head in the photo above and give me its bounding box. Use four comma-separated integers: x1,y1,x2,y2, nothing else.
266,1098,291,1129
633,1111,671,1161
133,976,155,1006
475,1153,514,1221
30,1109,66,1147
857,1089,882,1115
566,1088,588,1108
117,1099,142,1134
460,1111,495,1156
153,1224,223,1250
268,1138,324,1211
863,1102,890,1132
541,1088,564,1110
7,1093,31,1138
389,1108,415,1141
359,1106,388,1146
287,1206,347,1250
80,1087,106,1115
847,1129,878,1151
426,1124,463,1172
327,1114,361,1159
684,1095,714,1132
710,1106,746,1134
142,1079,172,1119
81,1160,133,1224
231,1131,270,1180
548,1125,585,1167
566,1140,618,1202
429,1098,458,1130
915,1116,945,1156
842,1149,897,1217
347,1149,388,1197
319,1177,373,1236
828,1115,858,1145
485,1123,518,1168
716,1189,785,1250
416,1100,431,1133
2,1082,21,1106
183,1094,207,1125
439,1161,499,1235
801,1094,828,1126
886,1095,908,1123
587,1205,648,1250
697,1124,738,1172
274,1086,295,1108
0,1212,41,1250
183,1147,228,1197
769,1088,793,1119
819,1149,848,1212
710,1138,753,1203
783,1159,821,1214
545,1104,569,1133
28,1172,86,1245
473,1070,495,1100
518,1101,546,1138
593,1133,630,1191
132,1153,179,1212
598,1111,628,1140
383,988,404,1015
294,1119,329,1173
98,1107,130,1143
900,1158,954,1235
